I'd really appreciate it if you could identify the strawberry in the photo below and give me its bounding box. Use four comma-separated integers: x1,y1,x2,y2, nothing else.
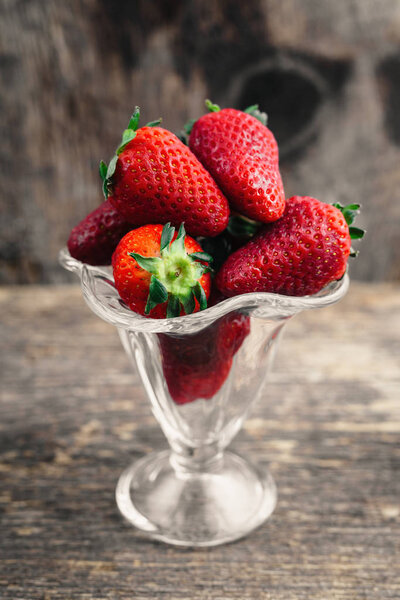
158,331,233,405
158,308,250,405
215,196,364,297
112,222,212,319
187,101,285,223
100,107,230,237
67,198,135,265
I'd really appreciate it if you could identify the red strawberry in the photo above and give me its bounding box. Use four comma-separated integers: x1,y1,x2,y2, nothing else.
158,331,233,405
216,196,364,297
112,222,212,319
100,107,230,237
158,296,250,405
218,310,251,360
188,101,285,223
67,198,135,265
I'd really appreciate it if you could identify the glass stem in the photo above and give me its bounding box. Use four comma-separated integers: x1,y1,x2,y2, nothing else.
169,441,224,475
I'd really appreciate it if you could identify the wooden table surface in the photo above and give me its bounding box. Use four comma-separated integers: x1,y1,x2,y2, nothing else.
1,283,399,600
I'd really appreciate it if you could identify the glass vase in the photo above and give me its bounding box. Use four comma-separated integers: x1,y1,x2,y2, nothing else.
59,247,349,547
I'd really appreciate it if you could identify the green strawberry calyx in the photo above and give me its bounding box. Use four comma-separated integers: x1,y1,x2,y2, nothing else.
243,104,268,126
99,106,162,199
180,100,268,144
227,214,263,238
128,222,212,317
332,202,365,257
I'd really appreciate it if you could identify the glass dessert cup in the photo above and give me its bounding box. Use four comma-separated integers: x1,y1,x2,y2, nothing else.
60,248,349,547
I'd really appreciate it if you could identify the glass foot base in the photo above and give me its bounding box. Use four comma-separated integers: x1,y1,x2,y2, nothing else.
116,450,277,547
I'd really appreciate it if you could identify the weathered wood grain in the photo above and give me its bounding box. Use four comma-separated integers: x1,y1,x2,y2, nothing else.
1,1,400,284
0,283,399,599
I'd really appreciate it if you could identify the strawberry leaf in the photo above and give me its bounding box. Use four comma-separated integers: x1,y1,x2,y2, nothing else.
99,160,108,181
227,215,262,238
160,222,175,252
177,132,188,145
198,234,232,272
177,119,196,145
342,211,355,226
128,107,141,131
106,155,118,181
244,104,268,126
202,266,213,274
349,226,365,240
145,276,168,314
99,160,109,198
333,202,365,251
193,282,207,311
170,222,186,253
205,99,221,112
341,204,361,226
145,118,162,127
183,118,196,135
180,290,195,315
99,155,119,198
128,252,162,274
189,251,213,263
166,295,180,318
117,129,137,154
102,180,109,199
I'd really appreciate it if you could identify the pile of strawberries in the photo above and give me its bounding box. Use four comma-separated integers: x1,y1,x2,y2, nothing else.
68,101,363,322
67,101,364,404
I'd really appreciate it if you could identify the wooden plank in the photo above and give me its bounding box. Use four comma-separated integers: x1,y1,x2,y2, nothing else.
0,282,399,599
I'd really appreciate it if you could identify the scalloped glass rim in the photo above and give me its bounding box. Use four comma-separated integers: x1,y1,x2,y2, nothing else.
59,247,349,333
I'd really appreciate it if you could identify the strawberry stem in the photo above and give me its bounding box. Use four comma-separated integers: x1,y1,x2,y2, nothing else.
205,99,221,112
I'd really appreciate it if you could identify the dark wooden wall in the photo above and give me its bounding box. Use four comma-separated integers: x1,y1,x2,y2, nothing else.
2,0,400,284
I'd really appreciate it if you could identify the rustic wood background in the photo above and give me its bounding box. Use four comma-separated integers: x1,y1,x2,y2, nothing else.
1,0,400,284
1,282,399,598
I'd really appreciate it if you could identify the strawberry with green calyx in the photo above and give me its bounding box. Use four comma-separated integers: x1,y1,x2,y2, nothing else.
112,222,212,319
186,100,285,224
215,196,365,298
67,198,135,265
100,107,230,238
